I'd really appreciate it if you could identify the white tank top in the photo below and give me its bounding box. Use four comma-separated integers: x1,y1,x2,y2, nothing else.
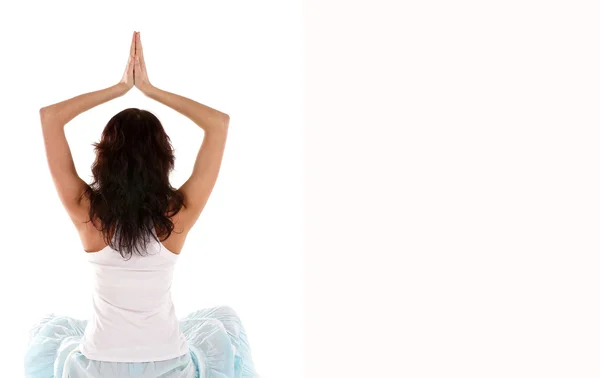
79,224,189,362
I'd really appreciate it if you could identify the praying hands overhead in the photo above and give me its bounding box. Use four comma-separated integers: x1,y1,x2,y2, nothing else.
120,31,152,95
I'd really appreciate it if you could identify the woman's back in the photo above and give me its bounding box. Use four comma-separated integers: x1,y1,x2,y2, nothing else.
25,31,260,377
79,222,189,362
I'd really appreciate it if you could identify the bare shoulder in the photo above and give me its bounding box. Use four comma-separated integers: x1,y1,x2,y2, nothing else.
77,195,199,255
158,207,193,255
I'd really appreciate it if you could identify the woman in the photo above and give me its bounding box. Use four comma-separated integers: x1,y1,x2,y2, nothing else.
24,31,259,378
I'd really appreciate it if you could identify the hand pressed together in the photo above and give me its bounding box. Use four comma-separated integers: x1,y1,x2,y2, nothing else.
119,31,152,94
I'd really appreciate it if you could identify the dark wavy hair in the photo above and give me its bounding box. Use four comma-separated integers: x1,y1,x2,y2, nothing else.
80,108,185,259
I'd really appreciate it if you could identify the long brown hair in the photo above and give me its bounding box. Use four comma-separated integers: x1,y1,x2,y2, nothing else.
80,108,185,259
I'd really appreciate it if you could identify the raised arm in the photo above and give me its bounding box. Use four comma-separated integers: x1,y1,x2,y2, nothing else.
133,32,230,227
40,31,136,226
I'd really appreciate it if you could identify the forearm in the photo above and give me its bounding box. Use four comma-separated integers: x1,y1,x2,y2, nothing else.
40,83,128,125
143,84,229,133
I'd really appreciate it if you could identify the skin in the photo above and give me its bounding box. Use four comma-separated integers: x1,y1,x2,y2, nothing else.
40,31,230,254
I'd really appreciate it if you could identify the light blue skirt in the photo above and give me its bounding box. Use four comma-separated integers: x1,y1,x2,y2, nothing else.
24,306,260,378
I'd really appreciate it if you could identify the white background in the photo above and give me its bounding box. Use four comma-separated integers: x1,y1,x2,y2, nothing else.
2,1,600,377
305,1,600,377
0,1,303,377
